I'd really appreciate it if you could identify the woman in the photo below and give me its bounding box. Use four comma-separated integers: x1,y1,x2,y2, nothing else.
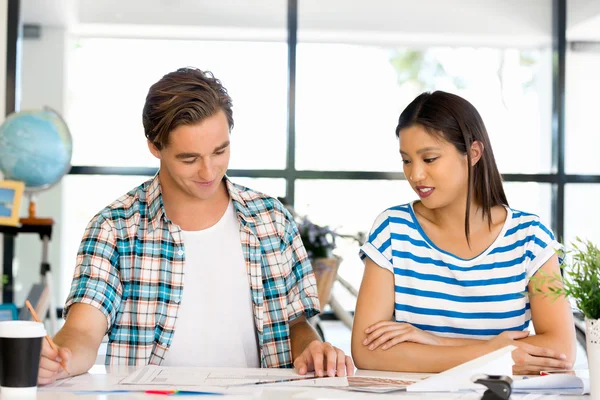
351,91,575,374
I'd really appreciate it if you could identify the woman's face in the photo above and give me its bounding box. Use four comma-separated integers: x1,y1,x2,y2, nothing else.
399,125,471,210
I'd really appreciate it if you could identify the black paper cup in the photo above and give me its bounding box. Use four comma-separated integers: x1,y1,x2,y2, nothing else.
0,321,46,397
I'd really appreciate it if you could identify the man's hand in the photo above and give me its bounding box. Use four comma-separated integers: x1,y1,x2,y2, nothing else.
489,331,572,375
38,339,71,385
293,340,354,377
362,321,442,350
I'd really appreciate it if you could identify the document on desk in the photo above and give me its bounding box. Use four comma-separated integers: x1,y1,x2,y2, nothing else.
39,370,129,392
121,365,318,387
120,366,422,393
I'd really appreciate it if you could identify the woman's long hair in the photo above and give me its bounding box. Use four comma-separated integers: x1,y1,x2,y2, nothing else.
395,91,508,243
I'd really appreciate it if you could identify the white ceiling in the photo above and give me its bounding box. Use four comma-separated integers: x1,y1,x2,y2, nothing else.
20,0,600,42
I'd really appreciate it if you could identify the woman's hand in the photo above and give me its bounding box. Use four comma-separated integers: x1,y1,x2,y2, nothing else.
488,331,572,375
362,321,443,350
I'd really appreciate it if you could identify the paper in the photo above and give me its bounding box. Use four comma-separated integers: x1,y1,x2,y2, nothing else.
39,368,128,392
512,373,590,395
121,365,316,387
407,345,516,392
120,366,422,394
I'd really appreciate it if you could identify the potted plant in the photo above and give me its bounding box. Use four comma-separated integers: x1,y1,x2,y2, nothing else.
296,216,340,307
531,238,600,398
296,216,337,260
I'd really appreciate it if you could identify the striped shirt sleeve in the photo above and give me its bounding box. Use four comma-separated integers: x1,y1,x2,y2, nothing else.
63,215,123,333
359,210,394,272
526,217,562,280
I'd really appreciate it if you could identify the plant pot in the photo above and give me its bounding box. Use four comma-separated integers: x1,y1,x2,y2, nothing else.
311,257,341,308
587,318,600,400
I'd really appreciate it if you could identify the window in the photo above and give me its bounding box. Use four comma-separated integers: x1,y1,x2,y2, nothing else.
229,178,286,199
565,184,600,247
296,45,552,174
566,49,600,175
15,0,584,323
503,182,552,227
67,39,288,170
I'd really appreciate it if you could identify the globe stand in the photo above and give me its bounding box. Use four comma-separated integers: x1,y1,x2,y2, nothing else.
20,197,54,226
18,194,58,334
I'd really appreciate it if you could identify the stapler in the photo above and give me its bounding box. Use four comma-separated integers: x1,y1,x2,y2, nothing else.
473,374,513,400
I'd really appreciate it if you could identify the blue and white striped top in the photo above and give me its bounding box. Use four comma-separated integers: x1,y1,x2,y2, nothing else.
359,202,560,339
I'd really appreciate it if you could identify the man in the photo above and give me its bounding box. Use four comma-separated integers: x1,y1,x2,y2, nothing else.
38,67,354,384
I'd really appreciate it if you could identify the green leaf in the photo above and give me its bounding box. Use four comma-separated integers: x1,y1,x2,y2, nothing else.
530,238,600,319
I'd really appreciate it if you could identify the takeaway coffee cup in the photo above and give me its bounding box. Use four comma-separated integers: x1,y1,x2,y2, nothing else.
0,321,46,397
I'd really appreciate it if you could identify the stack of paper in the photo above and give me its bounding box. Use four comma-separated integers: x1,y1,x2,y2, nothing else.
512,373,589,395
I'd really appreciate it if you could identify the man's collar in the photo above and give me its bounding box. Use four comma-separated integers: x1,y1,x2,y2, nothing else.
146,174,253,232
146,173,165,233
225,176,253,224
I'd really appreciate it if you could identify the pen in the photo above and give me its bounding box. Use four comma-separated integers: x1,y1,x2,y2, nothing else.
25,300,70,375
73,390,224,396
145,390,224,396
250,375,332,385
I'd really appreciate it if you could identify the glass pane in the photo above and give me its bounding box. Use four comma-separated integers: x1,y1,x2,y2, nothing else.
297,1,552,173
565,184,600,248
565,50,600,174
67,39,287,169
566,1,600,174
503,182,553,229
229,177,286,199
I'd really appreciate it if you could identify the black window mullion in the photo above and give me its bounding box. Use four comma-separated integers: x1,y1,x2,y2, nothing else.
551,0,567,241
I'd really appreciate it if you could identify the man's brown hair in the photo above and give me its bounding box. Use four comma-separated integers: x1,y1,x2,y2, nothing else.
143,67,234,150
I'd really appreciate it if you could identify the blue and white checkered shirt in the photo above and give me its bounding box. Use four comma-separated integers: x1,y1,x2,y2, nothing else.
64,174,320,368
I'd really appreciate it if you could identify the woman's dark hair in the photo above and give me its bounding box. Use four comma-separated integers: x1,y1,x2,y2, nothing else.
395,91,508,243
143,67,234,150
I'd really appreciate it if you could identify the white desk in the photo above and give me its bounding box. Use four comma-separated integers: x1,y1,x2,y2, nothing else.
31,366,588,399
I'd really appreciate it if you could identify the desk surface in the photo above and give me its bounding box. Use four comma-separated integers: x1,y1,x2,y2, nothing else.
29,366,587,399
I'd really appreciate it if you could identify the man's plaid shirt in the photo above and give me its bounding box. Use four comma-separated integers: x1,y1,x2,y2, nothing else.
64,174,320,368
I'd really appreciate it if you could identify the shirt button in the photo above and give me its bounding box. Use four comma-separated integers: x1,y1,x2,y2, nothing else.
178,250,184,256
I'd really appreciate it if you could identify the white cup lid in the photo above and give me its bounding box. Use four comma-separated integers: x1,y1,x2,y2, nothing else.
0,321,46,338
0,386,38,397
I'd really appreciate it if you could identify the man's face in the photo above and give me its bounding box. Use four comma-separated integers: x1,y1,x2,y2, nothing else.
149,110,231,202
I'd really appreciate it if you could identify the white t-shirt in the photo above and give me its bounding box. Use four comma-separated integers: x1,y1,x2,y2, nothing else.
162,200,260,367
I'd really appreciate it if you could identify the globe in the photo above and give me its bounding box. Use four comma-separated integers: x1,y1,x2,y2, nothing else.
0,108,72,192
